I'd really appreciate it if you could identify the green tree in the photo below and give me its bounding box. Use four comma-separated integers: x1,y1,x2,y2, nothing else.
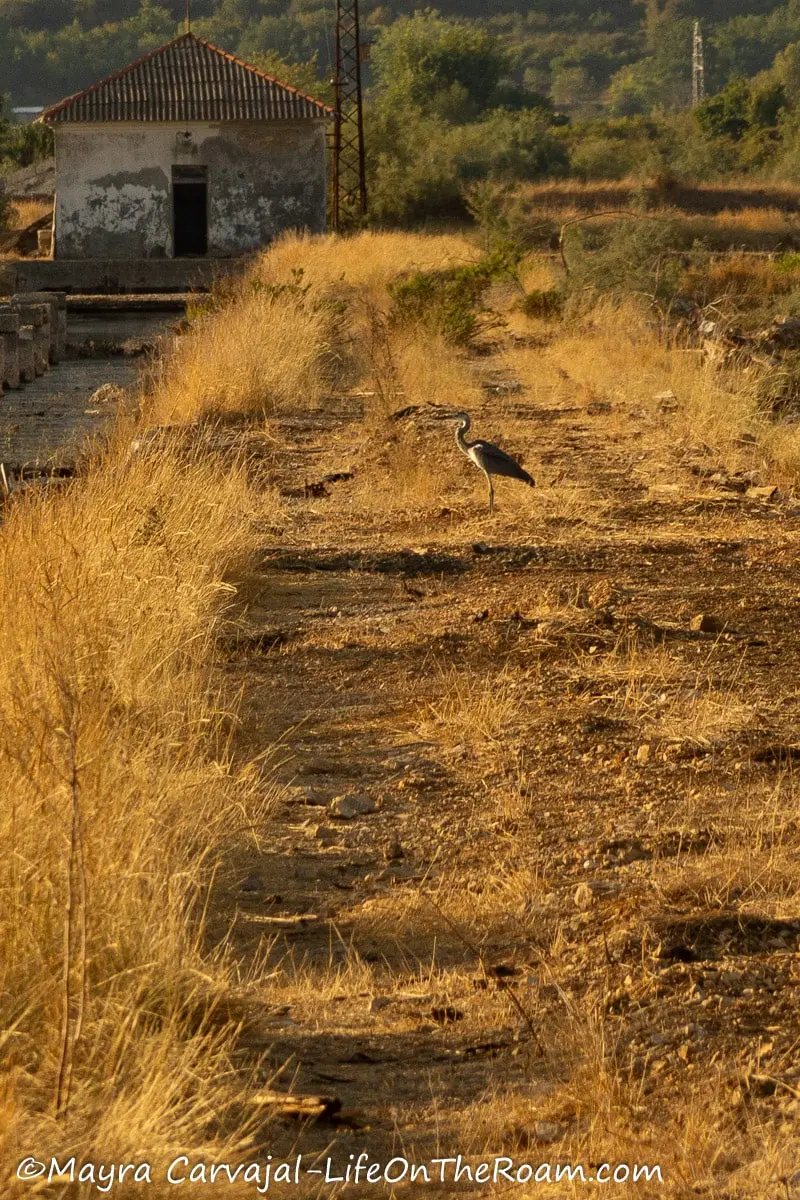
370,11,512,124
245,48,332,103
607,17,693,115
695,76,754,140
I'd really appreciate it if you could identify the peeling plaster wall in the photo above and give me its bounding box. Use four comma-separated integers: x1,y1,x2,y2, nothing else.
53,121,327,259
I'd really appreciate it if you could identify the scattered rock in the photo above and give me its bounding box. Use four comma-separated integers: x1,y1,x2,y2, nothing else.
330,794,377,820
636,743,651,765
315,824,341,845
654,390,679,412
533,1120,565,1143
384,839,404,861
690,613,727,634
747,485,781,502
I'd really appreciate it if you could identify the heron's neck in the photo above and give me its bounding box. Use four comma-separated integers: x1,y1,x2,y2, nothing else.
455,420,472,454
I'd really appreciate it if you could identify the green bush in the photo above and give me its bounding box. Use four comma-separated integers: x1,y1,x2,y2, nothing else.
387,248,520,346
569,135,641,180
563,215,686,304
367,107,568,226
518,287,564,320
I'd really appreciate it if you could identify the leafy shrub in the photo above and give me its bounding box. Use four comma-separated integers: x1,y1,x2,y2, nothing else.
367,107,568,226
563,216,685,304
570,136,633,181
518,288,564,320
387,248,520,346
775,251,800,274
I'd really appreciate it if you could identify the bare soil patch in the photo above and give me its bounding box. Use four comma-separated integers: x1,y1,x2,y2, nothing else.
207,341,800,1196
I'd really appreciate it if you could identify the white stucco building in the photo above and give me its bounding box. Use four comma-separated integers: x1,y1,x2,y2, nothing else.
38,33,332,260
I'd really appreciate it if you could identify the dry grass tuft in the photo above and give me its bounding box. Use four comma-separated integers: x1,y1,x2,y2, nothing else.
4,198,52,230
146,287,332,423
253,228,480,302
145,229,480,429
0,440,270,1168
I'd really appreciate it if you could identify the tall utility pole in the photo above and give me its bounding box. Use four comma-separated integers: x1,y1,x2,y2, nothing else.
692,20,705,106
332,0,367,231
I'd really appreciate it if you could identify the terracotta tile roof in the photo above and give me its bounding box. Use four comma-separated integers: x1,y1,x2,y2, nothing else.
39,33,333,123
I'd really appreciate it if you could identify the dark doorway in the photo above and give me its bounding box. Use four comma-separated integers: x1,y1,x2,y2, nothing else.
172,166,208,257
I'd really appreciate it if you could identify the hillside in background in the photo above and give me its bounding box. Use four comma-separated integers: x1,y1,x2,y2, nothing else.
6,0,800,225
4,0,800,111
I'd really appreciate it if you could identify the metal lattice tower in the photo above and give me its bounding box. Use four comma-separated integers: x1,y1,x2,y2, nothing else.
692,21,705,107
332,0,367,230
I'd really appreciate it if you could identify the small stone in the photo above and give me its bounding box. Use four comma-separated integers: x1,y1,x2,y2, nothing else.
330,794,377,820
291,785,328,807
746,485,780,502
574,882,595,911
636,743,651,764
533,1120,565,1143
315,824,341,845
690,613,726,634
384,839,404,861
654,390,678,411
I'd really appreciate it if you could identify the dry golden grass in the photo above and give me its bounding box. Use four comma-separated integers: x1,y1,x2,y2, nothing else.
252,228,480,303
713,205,800,233
391,331,481,413
146,230,480,428
10,228,800,1197
146,289,332,423
681,250,800,303
520,177,800,209
419,665,521,750
510,293,764,465
0,438,272,1176
4,198,52,229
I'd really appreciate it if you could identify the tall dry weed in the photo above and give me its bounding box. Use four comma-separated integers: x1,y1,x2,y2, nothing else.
147,287,331,423
0,443,268,1172
253,229,480,304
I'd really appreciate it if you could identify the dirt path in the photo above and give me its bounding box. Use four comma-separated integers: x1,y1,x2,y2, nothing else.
210,366,800,1196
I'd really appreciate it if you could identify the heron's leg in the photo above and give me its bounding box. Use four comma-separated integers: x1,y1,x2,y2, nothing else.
487,475,494,514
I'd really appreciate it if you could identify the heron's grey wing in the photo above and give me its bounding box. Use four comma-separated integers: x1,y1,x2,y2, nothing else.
473,440,535,485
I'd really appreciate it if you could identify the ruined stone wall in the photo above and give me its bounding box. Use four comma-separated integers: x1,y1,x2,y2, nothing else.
53,121,327,259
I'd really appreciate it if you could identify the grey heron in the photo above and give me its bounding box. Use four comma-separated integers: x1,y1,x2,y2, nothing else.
435,410,535,513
